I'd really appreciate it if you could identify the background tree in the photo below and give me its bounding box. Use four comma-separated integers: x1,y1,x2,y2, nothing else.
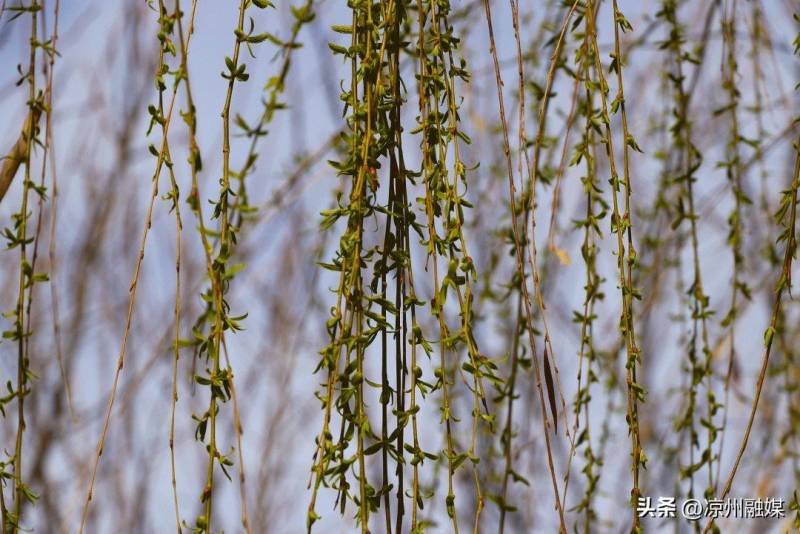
0,0,798,532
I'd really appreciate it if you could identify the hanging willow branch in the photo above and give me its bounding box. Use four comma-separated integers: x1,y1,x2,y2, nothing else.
308,1,493,532
586,0,645,528
481,0,568,531
2,1,800,532
78,1,200,531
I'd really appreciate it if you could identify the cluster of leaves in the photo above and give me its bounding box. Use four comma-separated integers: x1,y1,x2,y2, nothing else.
309,1,495,532
181,0,314,532
565,4,609,530
414,0,497,527
75,0,317,532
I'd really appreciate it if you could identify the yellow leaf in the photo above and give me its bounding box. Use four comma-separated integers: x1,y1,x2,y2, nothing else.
552,246,571,266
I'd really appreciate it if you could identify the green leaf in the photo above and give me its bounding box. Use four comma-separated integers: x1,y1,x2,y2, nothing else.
764,326,776,347
328,42,348,55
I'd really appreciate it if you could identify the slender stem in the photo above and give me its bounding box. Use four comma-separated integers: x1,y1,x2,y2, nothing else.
702,142,800,534
79,1,198,529
481,1,568,531
12,3,38,530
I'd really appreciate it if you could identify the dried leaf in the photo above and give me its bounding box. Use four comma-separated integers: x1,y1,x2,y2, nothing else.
543,347,558,434
551,245,571,266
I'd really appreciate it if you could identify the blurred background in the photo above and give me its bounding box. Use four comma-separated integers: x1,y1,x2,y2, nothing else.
0,0,798,532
